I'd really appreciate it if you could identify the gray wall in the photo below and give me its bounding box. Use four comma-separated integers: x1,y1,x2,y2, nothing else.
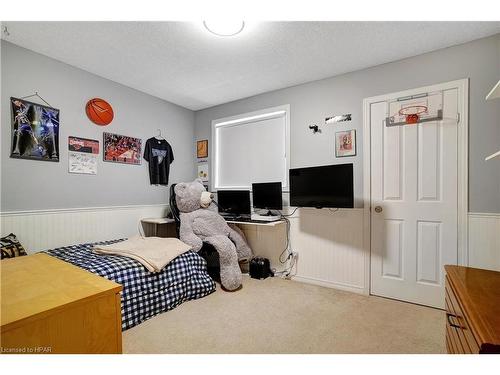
195,34,500,213
1,41,195,211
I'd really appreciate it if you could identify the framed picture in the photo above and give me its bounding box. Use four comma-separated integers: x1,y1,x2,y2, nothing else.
197,139,208,158
103,132,142,165
10,97,60,162
335,129,356,157
197,163,209,182
68,136,99,175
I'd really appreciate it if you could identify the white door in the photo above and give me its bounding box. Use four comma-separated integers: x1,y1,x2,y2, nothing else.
369,86,460,308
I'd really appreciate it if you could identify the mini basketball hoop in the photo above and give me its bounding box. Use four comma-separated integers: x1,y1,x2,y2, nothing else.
398,105,428,124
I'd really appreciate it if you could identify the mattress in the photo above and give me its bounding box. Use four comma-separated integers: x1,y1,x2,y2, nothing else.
45,239,216,330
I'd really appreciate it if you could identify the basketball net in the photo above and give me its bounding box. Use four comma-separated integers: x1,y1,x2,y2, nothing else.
398,105,428,124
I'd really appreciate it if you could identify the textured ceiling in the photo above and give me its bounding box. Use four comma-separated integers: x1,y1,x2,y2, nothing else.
2,21,499,110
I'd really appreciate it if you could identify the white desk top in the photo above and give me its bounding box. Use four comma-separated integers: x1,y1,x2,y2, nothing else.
225,219,284,227
141,217,175,224
141,217,282,226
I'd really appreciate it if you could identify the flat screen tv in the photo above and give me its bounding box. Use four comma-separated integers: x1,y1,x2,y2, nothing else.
289,164,354,208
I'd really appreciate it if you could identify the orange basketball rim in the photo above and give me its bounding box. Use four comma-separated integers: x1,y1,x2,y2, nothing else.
398,105,427,124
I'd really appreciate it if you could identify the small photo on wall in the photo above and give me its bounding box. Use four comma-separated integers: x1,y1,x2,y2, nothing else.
335,129,356,157
103,132,142,165
68,136,99,175
197,163,209,182
197,139,208,158
10,97,60,162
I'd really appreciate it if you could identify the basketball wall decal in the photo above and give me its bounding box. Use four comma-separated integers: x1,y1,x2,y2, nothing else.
86,98,114,126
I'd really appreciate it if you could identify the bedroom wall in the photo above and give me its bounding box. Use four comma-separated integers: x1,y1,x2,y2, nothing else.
0,41,196,250
195,34,500,213
194,34,500,292
1,40,195,212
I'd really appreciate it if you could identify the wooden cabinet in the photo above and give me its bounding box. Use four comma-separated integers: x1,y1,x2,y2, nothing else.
445,265,500,354
1,253,123,354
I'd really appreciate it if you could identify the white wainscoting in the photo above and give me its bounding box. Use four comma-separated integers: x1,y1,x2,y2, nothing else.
285,210,500,296
0,204,169,253
287,208,367,295
3,204,496,296
468,212,500,271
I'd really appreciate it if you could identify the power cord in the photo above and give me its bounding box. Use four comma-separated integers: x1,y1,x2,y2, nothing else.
273,206,339,278
272,210,300,278
280,206,300,217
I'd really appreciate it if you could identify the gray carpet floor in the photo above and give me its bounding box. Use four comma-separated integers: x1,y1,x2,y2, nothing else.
123,276,445,354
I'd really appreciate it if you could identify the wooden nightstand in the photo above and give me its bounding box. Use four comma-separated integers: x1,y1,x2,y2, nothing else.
1,253,123,354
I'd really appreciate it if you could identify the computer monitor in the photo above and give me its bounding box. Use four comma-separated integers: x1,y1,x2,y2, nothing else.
216,190,251,217
252,182,283,215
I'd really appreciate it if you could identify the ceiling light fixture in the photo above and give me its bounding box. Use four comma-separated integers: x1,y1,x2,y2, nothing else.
203,20,245,37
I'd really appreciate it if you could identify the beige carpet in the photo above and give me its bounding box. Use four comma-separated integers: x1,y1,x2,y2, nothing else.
123,276,445,354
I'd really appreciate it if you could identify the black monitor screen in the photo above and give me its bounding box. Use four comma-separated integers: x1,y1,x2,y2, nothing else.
289,164,354,208
252,182,283,210
216,190,251,216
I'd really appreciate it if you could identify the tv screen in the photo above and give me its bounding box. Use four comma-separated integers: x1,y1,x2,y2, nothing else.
252,182,283,210
216,190,251,217
289,164,354,208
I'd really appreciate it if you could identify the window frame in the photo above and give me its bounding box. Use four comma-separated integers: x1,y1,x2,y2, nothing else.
211,104,290,191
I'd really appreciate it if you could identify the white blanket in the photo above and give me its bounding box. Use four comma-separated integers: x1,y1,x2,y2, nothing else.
93,236,192,272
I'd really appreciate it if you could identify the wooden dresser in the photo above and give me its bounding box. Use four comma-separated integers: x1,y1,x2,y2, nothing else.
445,265,500,354
1,253,123,354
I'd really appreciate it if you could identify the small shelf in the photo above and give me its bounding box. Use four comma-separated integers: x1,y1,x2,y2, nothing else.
141,217,175,224
486,79,500,101
485,150,500,161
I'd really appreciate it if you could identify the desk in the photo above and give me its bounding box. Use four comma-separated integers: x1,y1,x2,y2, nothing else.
226,220,287,271
225,219,285,227
141,217,176,237
1,254,122,354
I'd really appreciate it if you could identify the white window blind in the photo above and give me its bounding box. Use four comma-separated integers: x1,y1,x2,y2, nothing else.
213,106,290,190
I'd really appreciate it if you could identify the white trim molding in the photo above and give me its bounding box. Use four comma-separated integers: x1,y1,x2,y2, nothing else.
0,203,169,217
292,275,366,295
362,79,470,296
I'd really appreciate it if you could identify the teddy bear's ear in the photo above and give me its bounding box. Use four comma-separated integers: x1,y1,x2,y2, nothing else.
176,183,187,190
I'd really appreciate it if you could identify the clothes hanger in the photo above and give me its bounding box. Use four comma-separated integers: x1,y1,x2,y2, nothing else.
155,129,164,140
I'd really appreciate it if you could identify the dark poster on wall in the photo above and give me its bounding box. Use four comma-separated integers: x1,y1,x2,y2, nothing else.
10,97,60,162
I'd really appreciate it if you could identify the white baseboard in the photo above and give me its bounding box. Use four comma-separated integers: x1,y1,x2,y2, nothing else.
291,275,367,295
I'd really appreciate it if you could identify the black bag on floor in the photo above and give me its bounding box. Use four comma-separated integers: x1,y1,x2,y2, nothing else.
198,244,220,282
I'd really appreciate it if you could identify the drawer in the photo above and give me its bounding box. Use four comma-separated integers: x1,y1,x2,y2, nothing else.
446,322,464,354
445,278,480,354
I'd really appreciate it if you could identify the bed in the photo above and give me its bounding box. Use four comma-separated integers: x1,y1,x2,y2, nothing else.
45,239,216,330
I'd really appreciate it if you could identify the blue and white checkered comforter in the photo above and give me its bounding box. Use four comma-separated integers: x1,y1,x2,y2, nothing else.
45,239,216,330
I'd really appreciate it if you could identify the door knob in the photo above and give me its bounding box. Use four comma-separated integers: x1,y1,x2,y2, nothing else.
374,206,383,213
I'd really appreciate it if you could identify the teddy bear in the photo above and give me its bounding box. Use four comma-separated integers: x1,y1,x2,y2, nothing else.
174,178,253,291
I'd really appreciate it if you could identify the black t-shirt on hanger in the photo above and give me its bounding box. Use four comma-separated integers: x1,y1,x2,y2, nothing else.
143,137,174,185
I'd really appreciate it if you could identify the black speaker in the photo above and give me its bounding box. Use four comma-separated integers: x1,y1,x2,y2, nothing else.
249,257,273,279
